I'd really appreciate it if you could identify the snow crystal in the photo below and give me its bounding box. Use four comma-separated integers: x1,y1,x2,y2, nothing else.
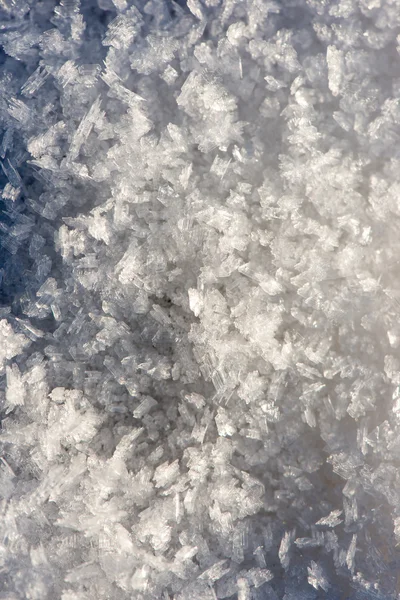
316,509,343,528
0,320,30,372
279,530,295,570
307,561,330,591
0,0,399,599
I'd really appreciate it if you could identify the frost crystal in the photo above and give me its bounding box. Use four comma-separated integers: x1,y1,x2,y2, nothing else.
0,0,398,599
307,561,329,591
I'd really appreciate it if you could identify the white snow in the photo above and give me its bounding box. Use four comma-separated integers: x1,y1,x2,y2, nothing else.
0,0,398,599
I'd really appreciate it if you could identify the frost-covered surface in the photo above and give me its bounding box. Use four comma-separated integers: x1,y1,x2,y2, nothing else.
1,0,400,598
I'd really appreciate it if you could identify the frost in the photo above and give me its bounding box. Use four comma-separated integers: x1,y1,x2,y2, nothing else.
130,35,179,75
307,561,329,591
346,534,357,573
5,364,25,413
237,577,251,600
0,320,30,372
199,560,230,582
68,97,103,162
316,509,343,527
132,395,158,419
153,460,180,489
279,530,295,570
0,1,398,598
21,64,49,97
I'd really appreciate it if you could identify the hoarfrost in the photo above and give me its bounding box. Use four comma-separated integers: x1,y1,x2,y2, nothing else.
0,0,399,599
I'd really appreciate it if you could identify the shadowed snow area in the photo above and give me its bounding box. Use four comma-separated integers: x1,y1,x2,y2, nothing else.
0,0,400,599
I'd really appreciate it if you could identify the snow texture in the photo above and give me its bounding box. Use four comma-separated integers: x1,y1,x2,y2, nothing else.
0,0,399,599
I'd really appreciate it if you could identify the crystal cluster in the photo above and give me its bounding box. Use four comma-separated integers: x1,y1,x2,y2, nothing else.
0,0,399,599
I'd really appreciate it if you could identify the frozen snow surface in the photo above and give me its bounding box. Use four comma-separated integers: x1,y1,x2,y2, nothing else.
1,0,400,598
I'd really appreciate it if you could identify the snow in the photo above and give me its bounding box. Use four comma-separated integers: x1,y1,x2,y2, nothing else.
0,0,398,598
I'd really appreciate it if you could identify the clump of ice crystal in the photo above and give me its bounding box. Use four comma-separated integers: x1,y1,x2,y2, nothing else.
0,0,400,599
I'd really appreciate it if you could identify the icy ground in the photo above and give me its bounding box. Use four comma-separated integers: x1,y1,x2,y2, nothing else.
0,0,400,599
